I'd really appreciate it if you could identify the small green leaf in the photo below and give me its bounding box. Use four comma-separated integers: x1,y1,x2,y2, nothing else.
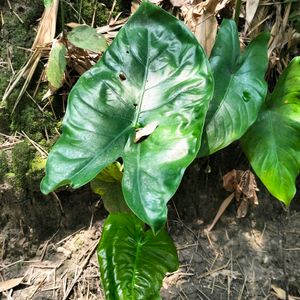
46,39,67,90
91,162,131,213
41,2,213,232
199,19,269,156
98,213,179,300
67,25,108,53
43,0,53,7
242,57,300,205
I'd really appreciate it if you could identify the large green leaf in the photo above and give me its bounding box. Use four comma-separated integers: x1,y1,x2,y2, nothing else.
67,25,108,53
40,2,213,232
97,213,179,300
242,57,300,205
198,19,269,157
91,162,131,213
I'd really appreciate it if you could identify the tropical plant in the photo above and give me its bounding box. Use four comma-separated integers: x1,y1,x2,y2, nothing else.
40,1,300,298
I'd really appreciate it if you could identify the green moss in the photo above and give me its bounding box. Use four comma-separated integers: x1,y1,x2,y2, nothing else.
30,155,47,172
26,153,46,188
10,103,56,142
12,141,35,187
0,151,9,182
0,105,11,134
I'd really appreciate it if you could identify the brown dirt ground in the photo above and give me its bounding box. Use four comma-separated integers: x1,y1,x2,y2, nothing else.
1,146,300,300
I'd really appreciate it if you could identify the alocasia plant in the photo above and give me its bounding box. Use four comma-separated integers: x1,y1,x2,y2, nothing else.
39,1,300,298
40,1,213,233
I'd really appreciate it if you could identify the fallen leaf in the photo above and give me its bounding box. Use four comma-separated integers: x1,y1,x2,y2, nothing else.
271,284,299,300
66,22,82,28
170,0,186,7
134,121,159,143
223,169,259,218
181,0,229,56
245,0,260,31
0,277,24,293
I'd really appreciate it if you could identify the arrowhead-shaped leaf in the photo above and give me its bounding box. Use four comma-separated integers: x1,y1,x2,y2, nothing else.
97,213,179,300
198,19,269,156
242,57,300,205
91,162,131,213
40,2,213,232
67,25,108,53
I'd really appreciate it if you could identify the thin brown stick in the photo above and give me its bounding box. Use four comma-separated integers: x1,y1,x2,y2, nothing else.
62,240,99,300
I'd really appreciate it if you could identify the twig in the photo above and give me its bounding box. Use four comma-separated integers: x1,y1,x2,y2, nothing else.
20,131,48,158
198,260,230,279
206,192,235,232
56,226,86,246
52,192,65,215
62,240,99,300
40,228,60,261
107,0,117,25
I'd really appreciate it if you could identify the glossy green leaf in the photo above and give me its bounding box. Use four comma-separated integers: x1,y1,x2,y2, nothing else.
40,2,213,232
242,57,300,205
198,19,269,157
97,213,179,300
46,39,67,90
91,162,131,213
67,25,108,53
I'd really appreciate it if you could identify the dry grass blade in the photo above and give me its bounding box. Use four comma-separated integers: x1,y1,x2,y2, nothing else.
0,277,24,293
2,0,59,111
271,284,300,300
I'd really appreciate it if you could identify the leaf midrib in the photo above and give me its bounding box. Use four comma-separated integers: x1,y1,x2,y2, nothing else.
133,30,150,126
130,238,143,299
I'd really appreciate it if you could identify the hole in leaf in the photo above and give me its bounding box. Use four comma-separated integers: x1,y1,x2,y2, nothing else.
119,73,126,81
126,50,129,54
134,121,159,144
242,91,251,102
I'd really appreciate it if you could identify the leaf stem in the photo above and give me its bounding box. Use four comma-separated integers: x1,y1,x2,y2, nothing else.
234,0,241,25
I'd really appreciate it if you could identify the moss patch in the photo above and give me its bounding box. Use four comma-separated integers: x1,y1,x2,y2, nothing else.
12,141,35,188
0,151,9,182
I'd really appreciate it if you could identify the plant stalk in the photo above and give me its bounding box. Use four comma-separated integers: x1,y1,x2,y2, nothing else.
234,0,242,25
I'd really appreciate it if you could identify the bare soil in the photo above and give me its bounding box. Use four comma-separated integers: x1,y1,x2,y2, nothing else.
1,146,300,299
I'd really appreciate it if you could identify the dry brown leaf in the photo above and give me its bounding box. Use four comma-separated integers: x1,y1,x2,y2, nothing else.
271,284,300,300
32,0,59,50
2,0,59,109
223,169,259,218
131,1,140,14
170,0,186,7
0,277,24,293
135,121,159,143
66,22,82,28
181,0,229,56
245,0,260,32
